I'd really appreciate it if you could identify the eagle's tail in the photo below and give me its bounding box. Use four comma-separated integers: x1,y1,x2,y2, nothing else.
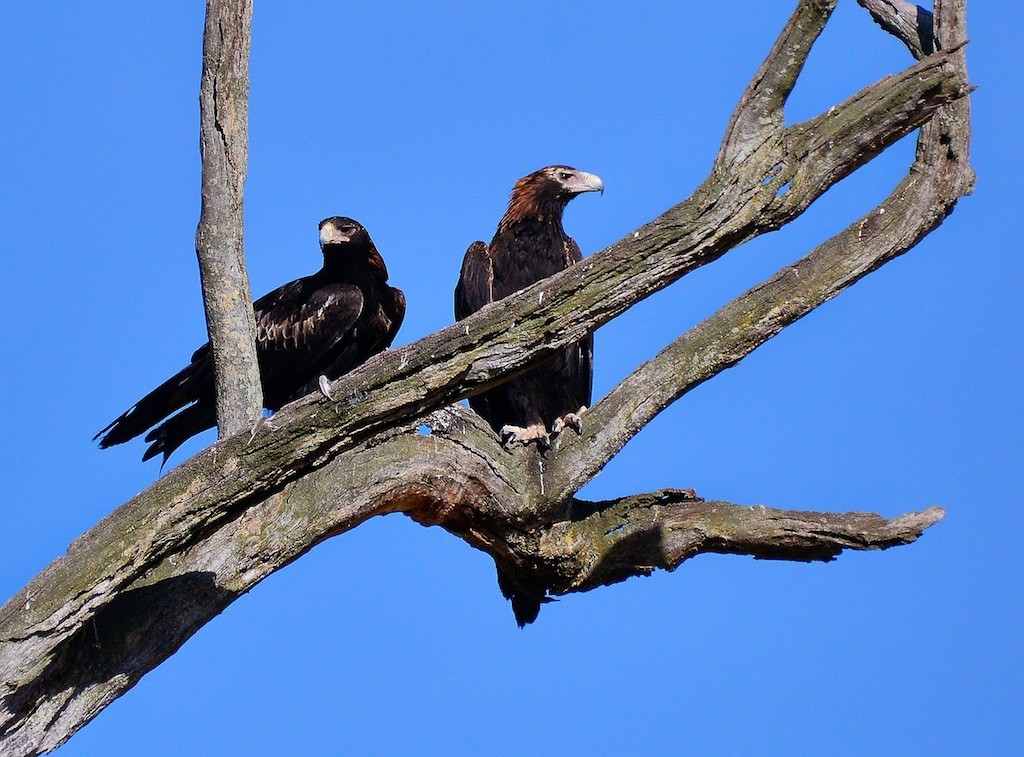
94,359,210,451
141,403,216,464
496,565,552,628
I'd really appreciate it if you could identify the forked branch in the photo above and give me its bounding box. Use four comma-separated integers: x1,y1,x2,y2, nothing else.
718,0,838,166
0,407,946,754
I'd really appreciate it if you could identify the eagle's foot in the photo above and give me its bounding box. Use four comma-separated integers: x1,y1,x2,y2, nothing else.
318,375,334,401
499,423,551,451
551,407,586,437
248,415,275,444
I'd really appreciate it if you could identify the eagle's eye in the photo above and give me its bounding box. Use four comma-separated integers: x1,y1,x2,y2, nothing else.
558,171,573,181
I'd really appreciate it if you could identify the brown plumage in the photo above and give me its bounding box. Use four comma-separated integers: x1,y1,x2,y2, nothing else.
96,217,405,463
454,165,603,625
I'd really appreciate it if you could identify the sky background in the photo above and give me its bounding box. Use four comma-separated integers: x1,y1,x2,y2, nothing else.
2,1,1021,754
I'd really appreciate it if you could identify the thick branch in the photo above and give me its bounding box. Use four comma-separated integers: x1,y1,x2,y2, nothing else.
195,0,262,436
545,3,973,502
547,492,945,593
0,408,945,753
0,410,514,754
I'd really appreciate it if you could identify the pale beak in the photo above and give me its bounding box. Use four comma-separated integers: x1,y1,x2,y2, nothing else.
319,226,350,247
573,171,604,196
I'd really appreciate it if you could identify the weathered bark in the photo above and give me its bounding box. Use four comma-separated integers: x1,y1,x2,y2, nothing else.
858,0,935,57
0,405,948,754
195,0,263,436
0,1,972,753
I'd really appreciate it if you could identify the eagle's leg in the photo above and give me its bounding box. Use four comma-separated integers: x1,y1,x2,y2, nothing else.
499,423,551,451
551,407,587,436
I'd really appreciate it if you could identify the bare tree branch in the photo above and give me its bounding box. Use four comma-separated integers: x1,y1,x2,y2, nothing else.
0,1,973,752
195,0,262,436
0,405,947,754
718,0,838,166
858,0,934,58
546,495,946,594
545,40,973,500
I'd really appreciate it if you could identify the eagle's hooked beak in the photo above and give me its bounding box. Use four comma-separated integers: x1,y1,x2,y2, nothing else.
572,171,604,196
319,223,350,247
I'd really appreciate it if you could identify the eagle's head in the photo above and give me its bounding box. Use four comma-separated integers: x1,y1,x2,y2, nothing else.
500,166,603,230
520,165,604,203
318,217,371,250
318,216,389,278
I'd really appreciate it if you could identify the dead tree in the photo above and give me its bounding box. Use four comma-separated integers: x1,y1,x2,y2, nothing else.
0,0,973,753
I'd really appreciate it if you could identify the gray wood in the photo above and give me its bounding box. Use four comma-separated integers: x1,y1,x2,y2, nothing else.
195,0,263,437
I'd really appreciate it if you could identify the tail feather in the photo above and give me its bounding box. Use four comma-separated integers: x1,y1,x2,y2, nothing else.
95,360,210,449
142,402,216,463
496,565,551,627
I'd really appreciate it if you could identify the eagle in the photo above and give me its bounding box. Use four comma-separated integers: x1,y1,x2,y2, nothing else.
95,217,406,463
455,165,603,626
455,165,602,450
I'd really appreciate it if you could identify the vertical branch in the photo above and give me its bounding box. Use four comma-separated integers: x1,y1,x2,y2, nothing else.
196,0,262,437
926,1,972,189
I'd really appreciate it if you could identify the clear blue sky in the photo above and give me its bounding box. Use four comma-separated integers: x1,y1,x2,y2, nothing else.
2,2,1021,754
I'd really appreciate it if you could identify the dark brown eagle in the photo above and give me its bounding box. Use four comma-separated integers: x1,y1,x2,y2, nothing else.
96,217,406,463
455,165,602,626
455,165,602,450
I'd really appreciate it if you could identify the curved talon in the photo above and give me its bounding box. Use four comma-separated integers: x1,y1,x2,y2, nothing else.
499,423,551,450
248,415,275,444
552,408,586,437
318,375,334,401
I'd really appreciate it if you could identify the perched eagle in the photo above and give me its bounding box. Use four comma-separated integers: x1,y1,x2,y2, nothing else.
96,217,405,463
455,165,602,450
455,165,602,627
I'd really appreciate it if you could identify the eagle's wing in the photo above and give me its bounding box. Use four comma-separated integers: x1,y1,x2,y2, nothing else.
454,241,493,321
254,280,365,406
378,286,407,350
309,283,407,399
255,280,363,351
455,241,498,424
563,237,593,408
